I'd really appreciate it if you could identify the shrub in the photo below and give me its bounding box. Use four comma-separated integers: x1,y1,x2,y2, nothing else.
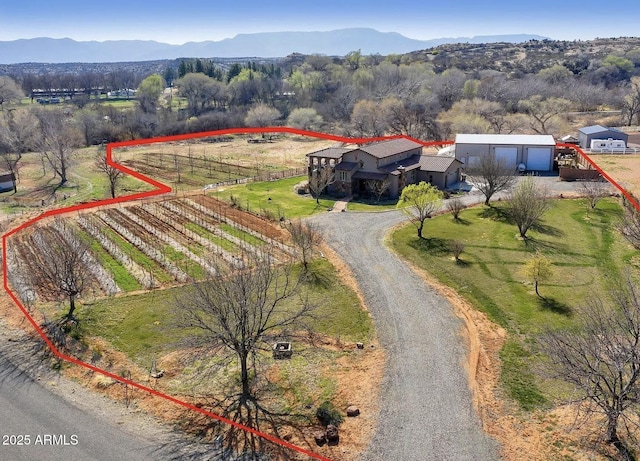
447,197,465,220
316,401,344,427
229,194,243,210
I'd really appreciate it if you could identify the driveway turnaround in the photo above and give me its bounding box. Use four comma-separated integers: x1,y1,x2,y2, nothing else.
309,210,498,461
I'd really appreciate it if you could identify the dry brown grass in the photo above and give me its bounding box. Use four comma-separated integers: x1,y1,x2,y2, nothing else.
116,134,343,170
589,154,640,200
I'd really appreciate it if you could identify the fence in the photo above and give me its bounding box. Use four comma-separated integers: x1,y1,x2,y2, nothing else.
201,167,307,191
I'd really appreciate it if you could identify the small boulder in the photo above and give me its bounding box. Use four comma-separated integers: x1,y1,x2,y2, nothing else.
346,406,360,417
326,424,339,445
314,431,327,446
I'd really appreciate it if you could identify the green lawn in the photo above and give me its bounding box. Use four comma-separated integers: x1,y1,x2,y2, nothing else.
220,175,405,218
0,148,152,215
346,197,399,212
391,198,639,410
219,176,335,219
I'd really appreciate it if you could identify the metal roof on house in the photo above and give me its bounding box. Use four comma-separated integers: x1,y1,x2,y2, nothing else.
578,125,626,135
306,147,352,159
455,134,556,146
418,155,463,173
334,161,359,171
357,138,423,159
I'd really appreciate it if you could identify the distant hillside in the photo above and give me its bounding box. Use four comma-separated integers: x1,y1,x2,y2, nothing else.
0,29,548,64
405,37,640,74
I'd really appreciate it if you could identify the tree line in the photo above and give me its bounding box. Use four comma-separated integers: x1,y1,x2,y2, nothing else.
2,44,640,181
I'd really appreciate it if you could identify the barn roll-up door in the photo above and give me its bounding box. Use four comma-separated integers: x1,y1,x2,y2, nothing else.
494,147,518,166
526,147,552,171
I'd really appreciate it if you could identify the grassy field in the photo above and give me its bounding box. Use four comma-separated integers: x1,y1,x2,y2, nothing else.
0,147,153,217
77,258,372,366
73,254,371,428
391,197,639,410
219,176,335,219
220,175,404,219
590,153,640,199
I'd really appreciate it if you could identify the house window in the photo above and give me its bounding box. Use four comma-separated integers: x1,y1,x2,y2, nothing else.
339,171,348,181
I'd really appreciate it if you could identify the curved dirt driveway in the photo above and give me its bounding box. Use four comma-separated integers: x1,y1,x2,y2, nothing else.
309,210,498,461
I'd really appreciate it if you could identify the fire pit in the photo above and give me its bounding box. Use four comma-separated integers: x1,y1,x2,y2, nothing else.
273,342,292,359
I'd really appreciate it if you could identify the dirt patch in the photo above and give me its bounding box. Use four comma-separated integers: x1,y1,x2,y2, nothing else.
315,243,384,461
589,154,640,200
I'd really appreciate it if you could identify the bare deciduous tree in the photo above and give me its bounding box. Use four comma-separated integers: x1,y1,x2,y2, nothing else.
31,220,91,320
540,275,640,459
364,177,391,203
450,240,465,262
244,104,281,127
446,197,466,220
618,205,640,250
350,99,389,137
36,109,82,186
508,176,550,239
307,165,335,204
518,95,571,134
0,76,23,110
286,220,321,271
466,155,517,206
621,76,640,126
95,146,123,199
175,250,315,400
0,110,37,192
286,107,323,131
580,178,611,210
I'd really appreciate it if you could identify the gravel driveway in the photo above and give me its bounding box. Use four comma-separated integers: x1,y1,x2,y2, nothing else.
309,209,499,461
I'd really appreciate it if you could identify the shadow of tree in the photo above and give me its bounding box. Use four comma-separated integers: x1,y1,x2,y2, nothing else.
531,221,565,238
453,217,472,226
524,237,567,254
304,265,333,289
174,392,315,461
455,259,472,267
409,237,450,255
537,297,572,316
479,206,513,224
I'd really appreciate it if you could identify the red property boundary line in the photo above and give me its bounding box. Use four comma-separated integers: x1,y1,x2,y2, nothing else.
559,142,640,212
3,129,634,459
0,128,447,461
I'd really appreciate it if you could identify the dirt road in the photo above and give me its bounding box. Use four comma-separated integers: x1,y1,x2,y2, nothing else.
309,209,499,461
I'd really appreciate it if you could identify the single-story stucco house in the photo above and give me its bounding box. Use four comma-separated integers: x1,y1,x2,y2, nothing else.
307,138,462,199
453,134,556,172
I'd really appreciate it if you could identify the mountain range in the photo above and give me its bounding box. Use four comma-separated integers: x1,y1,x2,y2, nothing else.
0,28,548,64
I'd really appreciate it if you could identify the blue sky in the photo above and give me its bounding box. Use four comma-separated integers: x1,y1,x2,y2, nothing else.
1,0,639,43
